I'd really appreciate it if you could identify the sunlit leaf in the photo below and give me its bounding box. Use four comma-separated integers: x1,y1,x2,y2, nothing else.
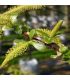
29,29,36,40
31,41,47,52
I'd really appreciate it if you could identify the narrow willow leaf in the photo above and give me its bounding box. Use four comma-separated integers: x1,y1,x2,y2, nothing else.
50,20,63,37
0,41,30,68
29,29,36,40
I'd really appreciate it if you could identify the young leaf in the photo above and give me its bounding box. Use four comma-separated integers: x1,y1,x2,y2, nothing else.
31,41,47,52
50,20,63,37
29,29,36,40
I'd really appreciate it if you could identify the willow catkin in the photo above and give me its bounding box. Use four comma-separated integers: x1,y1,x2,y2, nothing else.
0,42,29,68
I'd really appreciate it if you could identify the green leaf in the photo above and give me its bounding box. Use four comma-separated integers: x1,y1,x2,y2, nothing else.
50,20,63,37
32,49,56,59
62,50,70,61
31,41,47,52
29,29,36,40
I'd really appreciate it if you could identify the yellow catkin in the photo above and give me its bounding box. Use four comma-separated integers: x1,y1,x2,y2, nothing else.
0,42,29,68
0,5,45,26
0,14,11,25
3,5,44,15
36,28,51,36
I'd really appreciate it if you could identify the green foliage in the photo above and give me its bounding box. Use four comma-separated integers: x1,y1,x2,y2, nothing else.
0,20,64,68
31,40,47,52
28,20,63,44
0,6,70,72
29,29,36,40
32,49,56,59
61,49,70,65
